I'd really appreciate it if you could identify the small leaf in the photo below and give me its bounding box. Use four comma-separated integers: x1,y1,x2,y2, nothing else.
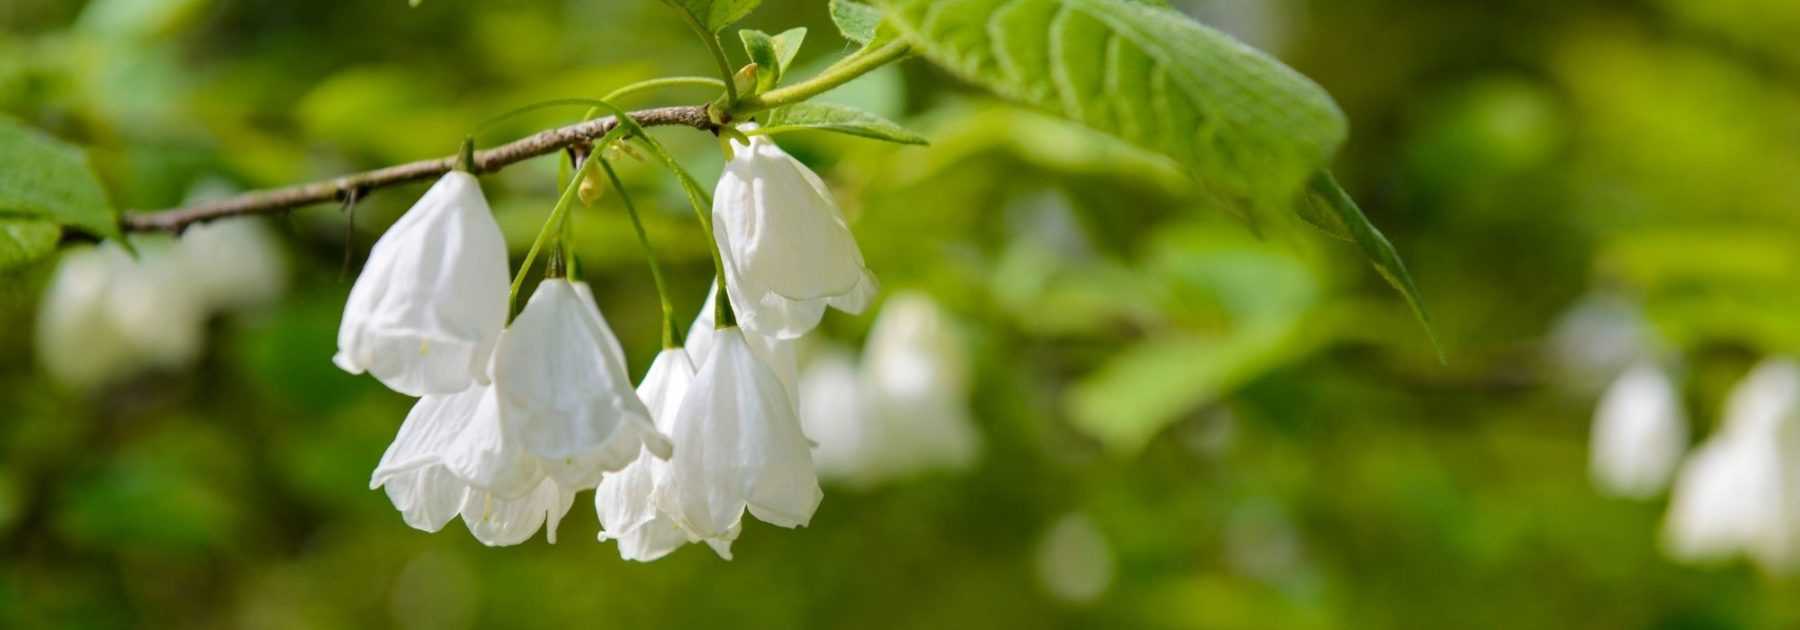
873,0,1346,226
1304,172,1442,359
0,117,120,240
741,27,807,93
741,30,782,93
661,0,762,32
761,102,928,145
0,218,59,272
830,0,882,45
771,27,806,74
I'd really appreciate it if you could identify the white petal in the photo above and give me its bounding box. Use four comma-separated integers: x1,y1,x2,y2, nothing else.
460,478,575,547
688,287,800,401
1589,362,1687,499
661,330,820,537
174,217,287,311
799,349,874,482
36,245,137,390
381,466,469,533
493,280,661,484
714,136,865,301
335,172,509,396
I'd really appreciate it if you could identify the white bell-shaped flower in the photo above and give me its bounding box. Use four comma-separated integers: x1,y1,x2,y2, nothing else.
798,292,981,486
686,281,798,401
174,217,288,311
335,172,509,396
1663,359,1800,572
861,292,980,472
597,348,741,561
657,326,822,543
713,134,877,339
370,384,576,546
493,279,671,489
35,241,211,390
1589,361,1687,499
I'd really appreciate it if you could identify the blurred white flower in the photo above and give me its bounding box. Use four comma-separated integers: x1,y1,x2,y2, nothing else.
335,172,509,397
597,348,738,561
35,235,267,390
1664,359,1800,573
1035,513,1115,605
799,292,981,487
492,280,670,489
1547,293,1657,394
657,326,821,547
713,134,876,339
174,217,287,311
369,385,575,547
1590,361,1688,499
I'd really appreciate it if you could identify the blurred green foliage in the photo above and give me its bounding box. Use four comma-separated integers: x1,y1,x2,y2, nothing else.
3,0,1800,628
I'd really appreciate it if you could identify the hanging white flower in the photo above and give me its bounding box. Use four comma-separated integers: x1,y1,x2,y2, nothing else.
1589,361,1687,499
596,348,739,561
35,241,210,390
798,292,981,486
686,281,798,401
492,279,672,489
370,385,576,546
657,325,822,544
1663,358,1800,573
712,133,877,339
335,172,510,397
173,217,288,311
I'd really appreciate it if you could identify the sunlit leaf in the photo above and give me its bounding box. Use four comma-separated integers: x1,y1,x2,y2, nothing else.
830,0,883,45
873,0,1346,226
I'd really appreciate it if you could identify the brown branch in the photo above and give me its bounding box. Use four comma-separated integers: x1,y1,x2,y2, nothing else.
121,105,716,233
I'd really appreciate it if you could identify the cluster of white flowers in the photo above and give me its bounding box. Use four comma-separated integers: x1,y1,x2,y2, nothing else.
37,218,287,390
799,291,980,487
349,134,902,557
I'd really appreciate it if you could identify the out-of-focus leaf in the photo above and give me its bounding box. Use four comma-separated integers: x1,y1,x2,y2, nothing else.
0,219,59,272
1302,172,1441,359
0,117,120,241
762,102,928,145
1067,229,1320,453
873,0,1346,227
662,0,761,32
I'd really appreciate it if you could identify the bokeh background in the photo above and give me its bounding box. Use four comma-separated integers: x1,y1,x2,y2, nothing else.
5,0,1800,627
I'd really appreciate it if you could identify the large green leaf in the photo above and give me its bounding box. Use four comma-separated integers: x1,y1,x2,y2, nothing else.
661,0,761,32
762,102,928,145
0,219,59,272
0,117,120,240
873,0,1346,224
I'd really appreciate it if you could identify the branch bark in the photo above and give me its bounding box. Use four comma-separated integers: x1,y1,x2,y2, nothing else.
121,105,716,233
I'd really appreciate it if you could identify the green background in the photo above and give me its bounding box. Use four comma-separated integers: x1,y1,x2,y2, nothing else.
4,0,1800,627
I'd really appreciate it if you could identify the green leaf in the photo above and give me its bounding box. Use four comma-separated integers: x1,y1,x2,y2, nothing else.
1067,229,1321,453
761,102,928,145
0,117,120,240
873,0,1346,225
1303,172,1442,359
740,27,806,93
0,219,59,272
662,0,761,32
830,0,883,45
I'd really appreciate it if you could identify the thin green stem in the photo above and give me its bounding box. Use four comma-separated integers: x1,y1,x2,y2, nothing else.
677,11,738,107
604,76,726,102
600,158,683,348
732,40,911,116
585,99,737,329
508,126,627,318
